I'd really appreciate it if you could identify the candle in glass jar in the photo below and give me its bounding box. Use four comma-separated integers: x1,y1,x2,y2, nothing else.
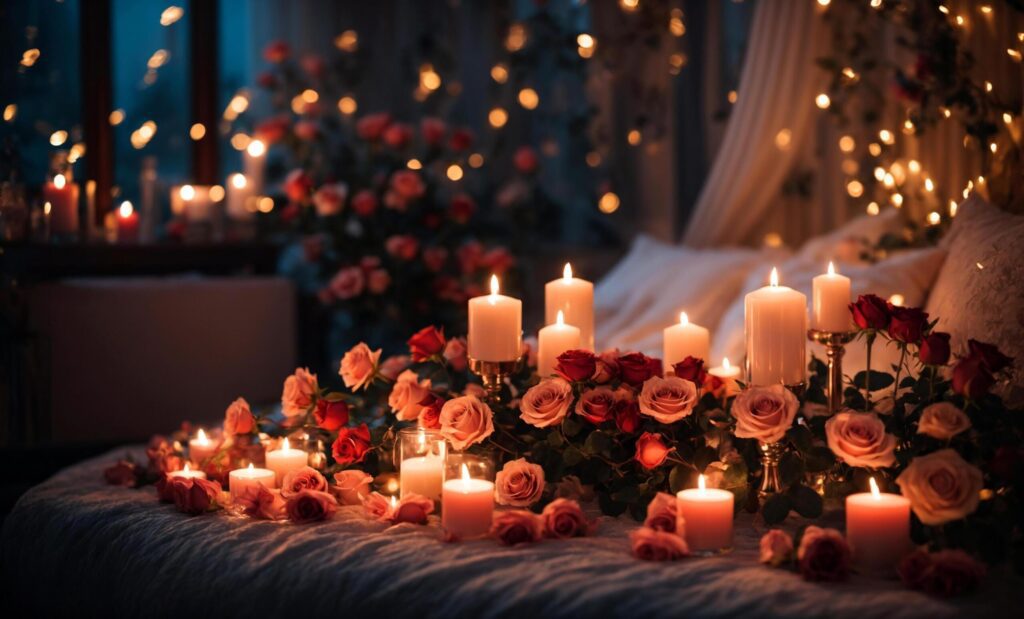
537,310,581,378
812,262,852,332
116,201,139,243
42,173,79,236
266,438,308,485
442,464,495,540
228,463,276,500
400,430,445,502
167,462,207,480
189,428,218,464
663,312,711,372
676,475,734,554
468,275,522,361
744,268,807,386
545,263,595,351
845,477,911,572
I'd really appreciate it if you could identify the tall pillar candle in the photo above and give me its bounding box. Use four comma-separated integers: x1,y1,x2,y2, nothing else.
663,311,711,372
812,262,852,332
676,475,734,554
537,310,581,378
442,464,495,540
744,268,807,386
845,478,911,573
468,275,522,361
545,263,595,351
266,438,308,485
243,140,266,193
42,173,79,236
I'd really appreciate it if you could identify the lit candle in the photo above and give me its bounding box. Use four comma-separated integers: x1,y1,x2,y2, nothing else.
812,262,852,332
225,172,255,221
442,463,495,540
188,428,219,464
243,139,266,194
707,357,741,396
400,430,445,502
116,201,139,243
167,462,207,480
537,310,582,378
170,184,214,222
744,267,807,386
663,311,711,373
42,173,79,236
468,275,522,362
228,463,276,500
676,475,734,554
266,437,308,485
845,477,911,573
545,263,595,351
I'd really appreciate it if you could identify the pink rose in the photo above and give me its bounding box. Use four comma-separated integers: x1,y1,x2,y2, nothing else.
146,435,183,475
630,527,689,561
443,337,468,371
224,397,255,436
282,367,318,418
378,355,410,381
797,526,851,582
420,117,446,146
280,466,328,499
824,411,897,468
899,549,986,598
285,489,337,523
385,234,420,261
575,387,617,425
644,492,680,534
439,395,494,451
169,476,222,516
541,498,592,538
634,432,670,470
234,484,286,520
361,491,392,521
313,183,346,216
593,349,620,384
638,375,698,424
388,369,433,421
519,378,573,428
330,266,365,300
332,469,373,505
390,493,434,525
490,510,544,546
495,458,546,507
896,449,983,525
351,190,378,217
759,529,794,566
382,123,413,149
917,402,971,441
340,342,382,391
104,460,138,487
355,112,392,141
731,384,799,444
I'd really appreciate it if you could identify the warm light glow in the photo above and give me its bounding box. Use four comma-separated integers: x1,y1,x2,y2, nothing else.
248,463,254,471
775,129,791,149
879,129,894,144
1004,113,1013,125
924,178,934,192
846,180,864,198
990,142,998,154
949,201,958,217
390,495,398,508
446,164,464,181
53,174,66,190
407,159,422,170
229,94,249,115
491,64,508,84
727,90,738,104
461,463,471,482
698,474,706,491
43,201,51,215
679,311,689,326
148,49,170,69
209,185,225,202
722,358,732,371
180,185,195,201
257,196,274,213
869,477,880,499
230,133,251,151
468,153,484,168
335,30,358,52
160,6,184,26
3,104,16,122
770,267,779,287
874,167,886,181
118,201,133,218
815,93,831,109
247,140,266,158
556,310,565,326
985,81,993,93
866,202,880,216
870,0,881,7
927,211,941,226
1008,49,1022,62
868,142,882,157
197,428,209,445
620,0,640,10
891,193,904,208
338,96,357,115
598,191,620,214
506,23,527,52
282,437,290,451
563,263,573,281
577,33,594,49
827,261,836,276
817,0,830,6
231,173,247,189
980,5,993,14
420,65,442,91
490,274,499,296
189,123,206,141
889,294,905,307
50,130,68,147
21,48,40,68
418,429,426,449
838,135,855,153
488,107,508,128
627,129,642,146
763,232,782,248
669,16,685,37
518,88,539,110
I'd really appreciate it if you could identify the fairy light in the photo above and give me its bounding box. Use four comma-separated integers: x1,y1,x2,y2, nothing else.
230,133,251,151
49,130,68,147
839,135,855,153
669,54,687,75
902,119,915,134
949,200,958,217
879,129,894,144
990,142,998,154
873,166,886,181
891,193,904,208
985,81,993,93
842,67,857,81
338,96,357,115
598,191,620,214
815,93,831,109
846,180,864,198
3,104,15,122
446,164,464,181
908,159,920,174
940,106,951,119
955,15,965,27
506,23,526,52
68,143,85,163
491,64,508,84
230,173,247,189
53,175,66,190
407,159,422,170
468,153,484,168
335,30,358,52
420,65,441,92
620,0,640,11
586,151,602,167
139,121,157,140
189,123,206,141
209,185,225,202
1003,112,1013,125
774,129,792,150
518,88,539,110
627,129,642,146
669,12,686,37
228,93,249,116
21,49,40,68
160,6,184,26
841,159,858,176
179,185,195,201
247,139,266,158
763,233,783,248
109,109,125,125
927,211,941,226
939,5,949,15
868,142,882,157
870,0,882,8
577,33,594,49
1009,49,1023,62
147,49,169,69
257,197,274,213
866,201,880,216
727,90,738,104
488,107,508,128
883,173,895,188
924,178,934,192
979,5,993,14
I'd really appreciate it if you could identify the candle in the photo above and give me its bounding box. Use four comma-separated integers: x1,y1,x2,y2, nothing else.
116,201,139,243
189,429,219,464
170,184,214,222
676,475,734,554
707,357,741,396
167,462,207,480
266,437,308,485
225,172,255,221
537,310,582,378
845,477,911,572
42,173,79,236
399,429,445,502
663,311,711,373
468,275,522,361
442,463,495,540
228,463,276,500
812,262,852,332
545,263,595,351
744,267,807,386
243,139,266,194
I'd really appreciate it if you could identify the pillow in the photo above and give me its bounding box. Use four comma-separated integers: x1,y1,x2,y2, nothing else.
795,208,905,265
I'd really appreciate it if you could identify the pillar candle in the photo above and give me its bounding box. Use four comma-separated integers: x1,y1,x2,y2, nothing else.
744,268,807,386
400,453,445,502
116,201,139,243
42,174,79,236
189,429,219,464
663,311,711,373
441,464,495,540
171,184,214,222
225,172,255,221
845,478,911,572
468,275,522,361
266,438,308,485
537,310,581,378
167,463,207,480
243,140,266,194
676,475,734,554
812,262,852,332
229,463,276,500
545,263,595,351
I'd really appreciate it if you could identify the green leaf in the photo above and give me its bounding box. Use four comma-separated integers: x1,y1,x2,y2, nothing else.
762,494,792,524
584,431,612,456
563,445,584,466
693,446,718,472
852,370,895,392
787,425,813,453
547,430,564,448
789,484,824,518
669,464,693,494
780,452,806,487
562,418,582,437
803,446,836,472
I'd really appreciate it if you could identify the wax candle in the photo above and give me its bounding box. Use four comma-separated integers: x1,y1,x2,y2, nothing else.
442,463,495,540
167,462,207,480
243,140,266,194
266,437,308,485
171,184,214,222
663,311,711,373
399,428,445,502
537,310,582,378
744,268,807,386
812,262,852,332
225,172,255,221
676,475,734,554
228,463,276,500
545,263,595,351
116,201,139,243
468,275,522,361
707,357,741,396
189,428,219,464
42,173,79,236
846,477,911,573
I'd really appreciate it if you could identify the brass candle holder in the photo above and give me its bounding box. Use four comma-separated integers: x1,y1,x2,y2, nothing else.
808,329,856,415
758,441,787,499
467,356,525,405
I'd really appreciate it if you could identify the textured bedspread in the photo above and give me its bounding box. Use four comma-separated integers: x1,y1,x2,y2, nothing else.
2,448,1018,618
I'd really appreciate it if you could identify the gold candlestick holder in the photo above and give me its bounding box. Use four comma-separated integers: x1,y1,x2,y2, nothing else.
468,356,524,405
808,329,856,415
758,441,786,499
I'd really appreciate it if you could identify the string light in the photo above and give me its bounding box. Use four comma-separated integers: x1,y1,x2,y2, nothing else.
1003,112,1013,125
109,109,125,125
586,152,601,167
488,107,508,128
990,142,998,154
257,197,274,213
891,193,904,207
815,93,831,109
838,135,855,152
518,88,539,110
1009,49,1022,62
21,49,40,68
189,123,205,141
949,200,958,217
620,0,640,11
924,178,934,192
668,54,687,75
955,15,966,27
979,5,992,14
407,159,422,170
866,201,880,216
446,164,463,181
841,159,858,175
882,172,893,189
938,5,949,15
940,106,951,118
230,133,251,151
879,129,894,144
927,211,941,226
209,185,225,202
160,6,184,26
490,64,508,84
147,49,170,69
68,143,85,163
627,129,642,146
841,67,857,81
985,81,993,92
908,159,920,173
506,24,526,52
49,130,68,146
334,30,358,52
246,139,266,158
338,96,357,115
468,153,484,168
874,167,886,181
420,65,441,92
868,143,882,157
817,0,831,6
902,119,915,134
669,11,686,37
3,104,15,122
230,174,247,189
727,90,738,104
774,129,792,149
598,191,620,214
846,180,864,198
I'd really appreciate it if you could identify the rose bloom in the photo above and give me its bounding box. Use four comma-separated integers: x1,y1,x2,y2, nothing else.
281,466,328,499
888,305,929,344
731,384,799,444
382,123,413,149
495,458,546,507
634,432,670,470
169,476,222,516
350,189,378,217
490,509,544,546
294,120,319,141
824,411,897,468
361,491,392,521
408,325,446,361
615,399,641,434
443,337,468,371
282,367,318,418
520,378,574,428
418,395,444,430
542,498,591,538
575,387,617,425
672,356,707,383
285,489,338,523
638,375,698,424
849,293,891,330
896,448,984,525
224,397,255,436
439,395,494,451
255,116,290,144
263,40,290,63
340,342,382,390
234,484,286,520
900,549,986,598
593,349,620,384
385,493,433,525
329,266,365,300
104,460,137,487
386,234,420,261
513,146,538,174
797,526,851,582
917,402,971,441
617,352,662,387
332,423,372,466
968,339,1013,372
422,247,449,273
554,349,597,382
389,170,426,201
630,527,689,561
313,183,346,216
389,370,433,421
759,529,794,567
367,269,391,295
283,169,313,203
449,127,474,152
644,492,680,533
919,332,952,366
420,117,446,146
449,193,476,224
355,112,392,141
332,469,372,505
951,356,995,400
378,354,410,381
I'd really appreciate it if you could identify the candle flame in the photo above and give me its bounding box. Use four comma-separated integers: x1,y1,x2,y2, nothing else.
556,310,565,326
54,174,66,189
282,437,290,451
679,311,689,326
770,267,779,287
231,173,247,189
722,357,731,370
827,261,836,276
119,201,134,218
490,274,499,296
563,262,573,281
869,477,880,499
180,184,195,201
390,495,398,508
248,463,254,471
418,429,426,448
43,201,52,215
197,428,208,444
698,474,706,491
184,462,191,472
461,463,471,482
246,139,266,157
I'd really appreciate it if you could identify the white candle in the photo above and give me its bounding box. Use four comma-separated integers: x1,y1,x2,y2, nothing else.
707,357,741,396
537,310,582,378
171,184,215,222
676,475,734,554
266,438,308,485
167,462,207,480
845,477,911,572
189,428,219,464
228,463,276,500
663,311,711,372
225,172,255,221
442,464,495,540
744,267,807,386
545,263,595,351
468,275,522,361
400,433,445,503
243,139,266,194
812,262,853,332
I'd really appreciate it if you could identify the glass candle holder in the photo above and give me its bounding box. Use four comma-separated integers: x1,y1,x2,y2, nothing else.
442,453,495,540
398,427,446,502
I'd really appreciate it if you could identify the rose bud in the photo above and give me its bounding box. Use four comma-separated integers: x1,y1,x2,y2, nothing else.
634,432,670,470
555,349,598,382
919,332,951,366
407,325,446,361
314,398,350,431
849,294,891,330
967,339,1013,373
887,305,929,344
672,356,706,383
951,357,995,400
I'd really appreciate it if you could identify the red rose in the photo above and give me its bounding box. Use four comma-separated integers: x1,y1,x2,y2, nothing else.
283,169,313,203
256,71,277,89
614,399,640,433
351,190,378,217
420,117,446,146
449,193,476,223
555,349,597,382
541,498,592,539
449,128,474,152
382,123,413,149
263,40,291,63
408,326,446,361
418,395,444,430
797,526,851,582
332,423,372,466
634,432,670,469
513,146,538,174
898,549,934,590
104,460,138,487
355,112,392,141
385,234,419,261
301,54,324,79
314,399,350,431
169,476,222,516
617,352,662,387
423,247,448,272
951,357,994,399
919,332,951,366
255,116,290,144
672,356,707,383
849,294,891,330
575,387,617,425
285,489,338,523
389,170,426,200
888,305,929,344
967,339,1013,373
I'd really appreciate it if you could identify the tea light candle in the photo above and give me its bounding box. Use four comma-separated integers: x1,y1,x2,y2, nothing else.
116,201,139,243
442,464,495,540
812,262,852,332
707,357,741,396
744,267,807,386
266,437,308,485
676,475,734,554
189,429,218,464
846,477,911,572
663,311,711,372
42,173,79,236
537,310,581,378
468,275,522,361
400,431,445,502
167,462,207,480
545,263,595,351
225,172,255,220
228,463,276,500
